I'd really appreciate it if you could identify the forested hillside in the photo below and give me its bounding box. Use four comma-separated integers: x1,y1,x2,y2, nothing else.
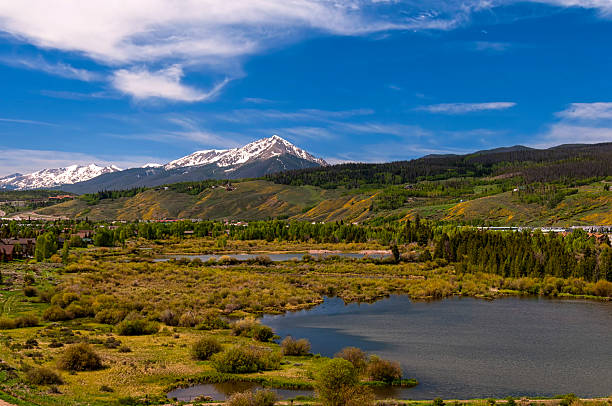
267,143,612,188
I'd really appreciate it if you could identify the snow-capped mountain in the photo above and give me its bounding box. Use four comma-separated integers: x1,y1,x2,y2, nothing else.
0,164,121,190
1,135,326,193
164,135,327,170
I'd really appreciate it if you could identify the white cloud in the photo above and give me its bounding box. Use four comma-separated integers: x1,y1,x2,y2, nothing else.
0,55,101,81
0,0,610,102
112,65,229,102
531,0,612,15
533,124,612,148
0,117,57,126
533,102,612,147
417,102,517,114
556,102,612,120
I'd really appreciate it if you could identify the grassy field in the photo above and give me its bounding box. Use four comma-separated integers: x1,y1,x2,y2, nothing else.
32,178,612,226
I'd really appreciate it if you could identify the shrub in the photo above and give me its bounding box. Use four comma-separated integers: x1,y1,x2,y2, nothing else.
366,356,402,383
281,337,311,356
227,390,278,406
433,398,445,406
227,391,253,406
51,292,79,308
178,311,200,327
160,309,179,326
315,358,368,406
103,337,122,349
0,317,17,329
592,280,612,297
0,314,42,329
231,318,257,336
252,325,274,342
23,286,38,297
197,310,229,330
211,345,281,373
118,345,132,353
335,347,368,371
253,389,277,406
115,319,159,336
57,343,103,371
43,306,71,322
65,302,93,318
95,309,127,325
192,336,222,360
25,367,63,385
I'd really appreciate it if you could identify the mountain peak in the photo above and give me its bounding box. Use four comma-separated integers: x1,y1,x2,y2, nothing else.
165,135,326,170
0,164,121,190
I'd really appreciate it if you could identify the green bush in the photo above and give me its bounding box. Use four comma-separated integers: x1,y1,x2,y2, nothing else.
252,325,274,342
192,337,222,360
115,319,159,336
178,311,200,327
196,310,229,330
211,345,281,373
433,398,445,406
315,358,371,406
366,356,402,383
57,343,103,371
95,309,127,325
23,286,38,297
227,390,278,406
281,337,311,356
43,306,71,322
25,367,63,385
0,314,40,329
335,347,367,371
160,309,179,326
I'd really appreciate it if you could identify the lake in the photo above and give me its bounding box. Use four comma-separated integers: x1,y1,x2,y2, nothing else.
261,296,612,400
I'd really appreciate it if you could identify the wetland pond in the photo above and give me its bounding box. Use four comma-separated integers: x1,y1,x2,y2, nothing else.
171,296,612,401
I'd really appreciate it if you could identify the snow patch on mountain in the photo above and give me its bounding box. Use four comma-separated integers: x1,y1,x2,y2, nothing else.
0,164,121,190
164,135,326,170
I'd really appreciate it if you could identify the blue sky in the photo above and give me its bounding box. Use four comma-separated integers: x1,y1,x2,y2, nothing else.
1,0,612,176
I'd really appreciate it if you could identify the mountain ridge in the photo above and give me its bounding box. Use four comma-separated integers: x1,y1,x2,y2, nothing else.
0,135,326,192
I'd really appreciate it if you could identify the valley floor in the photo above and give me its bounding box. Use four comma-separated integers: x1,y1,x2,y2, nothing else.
0,239,610,405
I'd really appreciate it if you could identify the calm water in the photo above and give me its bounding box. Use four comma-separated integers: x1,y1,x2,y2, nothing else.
155,252,390,262
261,296,612,399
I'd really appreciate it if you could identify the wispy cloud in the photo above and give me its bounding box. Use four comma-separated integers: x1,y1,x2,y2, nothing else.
112,65,229,102
0,0,492,102
216,108,375,123
555,102,612,120
534,102,612,147
416,102,517,114
471,41,513,52
0,55,101,81
0,117,57,126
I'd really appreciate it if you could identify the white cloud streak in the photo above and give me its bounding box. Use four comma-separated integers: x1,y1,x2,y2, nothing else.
0,55,101,81
112,65,229,102
0,117,57,126
417,102,517,114
556,102,612,120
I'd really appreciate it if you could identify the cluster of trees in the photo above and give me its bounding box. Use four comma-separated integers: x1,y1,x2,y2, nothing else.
434,229,612,282
90,219,437,247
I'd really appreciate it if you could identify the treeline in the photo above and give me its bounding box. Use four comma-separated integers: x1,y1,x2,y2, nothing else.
267,143,612,188
79,179,236,204
434,229,612,282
